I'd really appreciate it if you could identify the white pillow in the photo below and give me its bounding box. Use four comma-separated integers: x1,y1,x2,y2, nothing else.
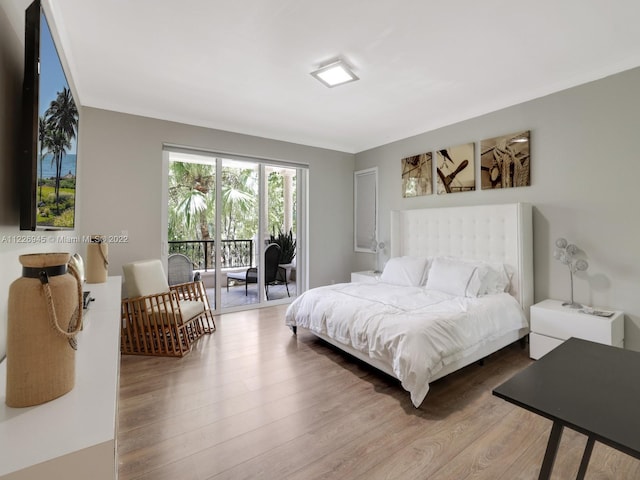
480,263,512,294
425,257,480,297
428,256,511,296
380,256,430,287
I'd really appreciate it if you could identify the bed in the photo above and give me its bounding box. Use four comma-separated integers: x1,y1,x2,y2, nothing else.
285,203,533,407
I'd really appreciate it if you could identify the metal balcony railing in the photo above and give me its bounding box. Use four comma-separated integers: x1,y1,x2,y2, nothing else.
168,239,253,271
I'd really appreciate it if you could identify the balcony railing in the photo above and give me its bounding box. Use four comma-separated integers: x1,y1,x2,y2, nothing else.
168,239,253,271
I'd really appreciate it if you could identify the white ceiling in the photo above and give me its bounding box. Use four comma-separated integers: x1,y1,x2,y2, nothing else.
8,0,640,153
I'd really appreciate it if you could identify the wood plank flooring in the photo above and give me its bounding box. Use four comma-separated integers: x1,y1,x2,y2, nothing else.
118,305,640,479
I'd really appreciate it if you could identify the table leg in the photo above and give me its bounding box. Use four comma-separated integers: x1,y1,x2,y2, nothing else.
538,422,564,480
576,436,595,480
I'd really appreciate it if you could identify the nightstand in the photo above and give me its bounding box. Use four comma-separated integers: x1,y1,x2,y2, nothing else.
529,299,624,359
350,270,380,283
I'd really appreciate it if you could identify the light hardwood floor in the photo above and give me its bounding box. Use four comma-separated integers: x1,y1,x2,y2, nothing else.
118,305,640,479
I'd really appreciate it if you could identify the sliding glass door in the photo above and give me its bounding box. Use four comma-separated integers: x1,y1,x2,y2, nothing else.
165,148,305,313
220,158,259,308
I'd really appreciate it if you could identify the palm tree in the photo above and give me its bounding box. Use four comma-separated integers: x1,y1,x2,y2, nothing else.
168,161,215,240
220,167,256,239
38,116,53,204
45,87,77,145
44,87,78,216
47,128,71,214
169,161,258,241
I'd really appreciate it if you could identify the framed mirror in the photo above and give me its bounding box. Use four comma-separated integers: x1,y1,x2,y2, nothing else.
354,167,378,252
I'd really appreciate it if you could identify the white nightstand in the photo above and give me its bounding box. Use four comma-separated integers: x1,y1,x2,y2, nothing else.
350,270,380,283
529,299,624,359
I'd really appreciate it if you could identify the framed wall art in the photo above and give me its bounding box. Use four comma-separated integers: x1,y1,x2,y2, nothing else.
480,130,530,189
401,152,432,197
436,143,475,194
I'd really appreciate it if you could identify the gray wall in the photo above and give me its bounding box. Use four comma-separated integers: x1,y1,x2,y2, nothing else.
355,67,640,351
78,107,354,291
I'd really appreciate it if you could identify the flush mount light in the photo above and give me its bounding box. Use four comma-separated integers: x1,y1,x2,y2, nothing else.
311,59,359,88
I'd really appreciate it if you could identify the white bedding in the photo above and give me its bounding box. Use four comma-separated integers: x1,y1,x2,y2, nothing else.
285,282,528,407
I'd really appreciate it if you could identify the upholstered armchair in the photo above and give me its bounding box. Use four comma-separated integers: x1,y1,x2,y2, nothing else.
121,259,215,357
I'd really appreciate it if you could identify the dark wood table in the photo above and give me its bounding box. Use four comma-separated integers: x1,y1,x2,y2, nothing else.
493,337,640,480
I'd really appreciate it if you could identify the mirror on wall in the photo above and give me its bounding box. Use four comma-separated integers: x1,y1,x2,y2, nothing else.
354,167,378,252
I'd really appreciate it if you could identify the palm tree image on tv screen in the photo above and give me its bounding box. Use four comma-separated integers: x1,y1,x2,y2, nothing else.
36,11,78,229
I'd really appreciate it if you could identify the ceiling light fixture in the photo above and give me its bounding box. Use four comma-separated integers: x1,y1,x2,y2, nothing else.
311,59,359,88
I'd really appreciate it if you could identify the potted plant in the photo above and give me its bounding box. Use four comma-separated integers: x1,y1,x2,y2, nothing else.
269,228,296,282
269,228,296,264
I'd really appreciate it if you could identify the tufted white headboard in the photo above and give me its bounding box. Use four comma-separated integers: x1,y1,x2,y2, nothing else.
390,203,533,314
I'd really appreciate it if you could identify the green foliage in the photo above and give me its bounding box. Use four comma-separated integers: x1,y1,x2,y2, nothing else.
52,208,75,227
168,160,261,242
168,161,216,241
220,167,257,239
37,185,75,226
267,170,297,235
269,228,296,264
59,178,76,189
168,161,298,253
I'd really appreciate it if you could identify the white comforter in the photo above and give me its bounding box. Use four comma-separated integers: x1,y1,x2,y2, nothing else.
285,283,528,407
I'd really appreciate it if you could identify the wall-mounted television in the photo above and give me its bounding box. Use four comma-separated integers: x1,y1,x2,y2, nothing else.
20,0,79,230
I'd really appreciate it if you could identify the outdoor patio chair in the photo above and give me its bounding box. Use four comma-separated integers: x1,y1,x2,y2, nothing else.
226,243,290,300
121,259,215,357
167,253,198,286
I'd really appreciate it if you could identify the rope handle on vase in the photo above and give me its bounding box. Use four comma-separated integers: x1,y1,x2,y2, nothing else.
39,263,84,350
91,236,109,270
98,242,109,269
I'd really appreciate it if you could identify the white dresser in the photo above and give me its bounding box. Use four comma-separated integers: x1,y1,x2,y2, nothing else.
0,276,121,479
529,299,624,360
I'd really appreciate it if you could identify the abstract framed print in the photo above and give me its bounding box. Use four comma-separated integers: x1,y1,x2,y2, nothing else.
401,152,432,197
480,130,530,189
436,143,475,194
